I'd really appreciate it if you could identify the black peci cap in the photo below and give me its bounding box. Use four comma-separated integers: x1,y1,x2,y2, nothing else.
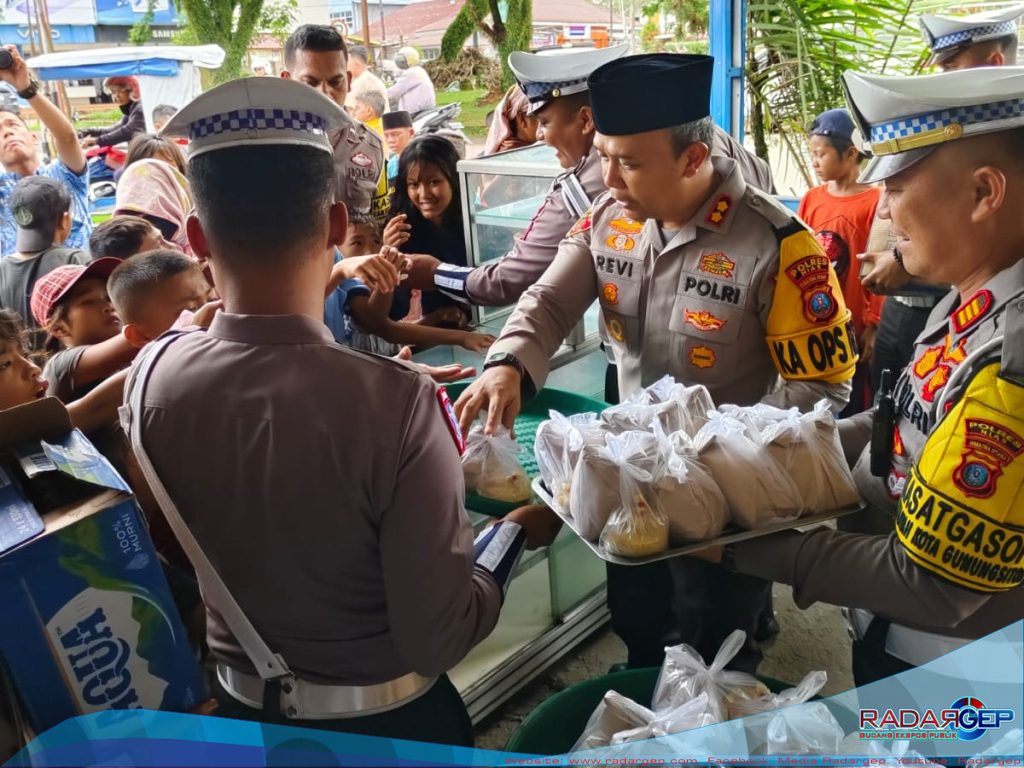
382,110,414,130
588,54,715,136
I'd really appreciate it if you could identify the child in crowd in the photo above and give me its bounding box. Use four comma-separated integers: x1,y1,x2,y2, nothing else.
383,135,469,322
0,308,48,410
152,104,177,132
107,250,212,347
89,215,168,260
798,108,884,415
32,259,137,404
0,177,90,351
330,213,494,354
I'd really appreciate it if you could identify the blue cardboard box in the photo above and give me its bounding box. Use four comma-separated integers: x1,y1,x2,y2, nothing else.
0,398,206,735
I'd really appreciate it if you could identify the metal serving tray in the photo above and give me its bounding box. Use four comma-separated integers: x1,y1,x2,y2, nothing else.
532,477,863,566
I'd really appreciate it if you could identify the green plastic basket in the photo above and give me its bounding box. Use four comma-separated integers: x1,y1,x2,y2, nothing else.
444,383,607,517
503,668,852,756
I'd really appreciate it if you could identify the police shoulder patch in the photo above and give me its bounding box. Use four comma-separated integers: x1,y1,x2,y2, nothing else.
568,208,593,238
437,386,465,455
952,290,993,334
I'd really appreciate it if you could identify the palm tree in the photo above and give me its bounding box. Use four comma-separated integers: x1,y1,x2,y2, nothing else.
746,0,984,186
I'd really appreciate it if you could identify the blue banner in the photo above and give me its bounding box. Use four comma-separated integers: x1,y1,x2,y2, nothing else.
5,622,1022,767
94,0,178,26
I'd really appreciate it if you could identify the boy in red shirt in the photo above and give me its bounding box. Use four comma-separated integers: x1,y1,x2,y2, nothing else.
798,108,884,413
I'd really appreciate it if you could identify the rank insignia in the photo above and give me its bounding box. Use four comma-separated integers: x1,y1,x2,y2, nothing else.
699,252,736,279
952,290,993,334
705,194,732,227
689,345,717,369
602,282,619,305
683,309,727,332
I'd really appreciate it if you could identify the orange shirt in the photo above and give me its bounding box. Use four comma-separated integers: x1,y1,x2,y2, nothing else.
797,184,884,338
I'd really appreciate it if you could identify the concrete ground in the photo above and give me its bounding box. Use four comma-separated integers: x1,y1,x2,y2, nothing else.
474,583,854,751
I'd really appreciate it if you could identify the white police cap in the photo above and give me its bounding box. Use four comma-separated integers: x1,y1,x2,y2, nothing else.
160,77,347,157
843,66,1024,183
920,5,1024,64
509,44,630,114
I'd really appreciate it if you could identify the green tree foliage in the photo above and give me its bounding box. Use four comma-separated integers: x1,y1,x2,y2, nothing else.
747,0,966,185
642,0,709,39
175,0,295,83
441,0,533,92
128,0,157,45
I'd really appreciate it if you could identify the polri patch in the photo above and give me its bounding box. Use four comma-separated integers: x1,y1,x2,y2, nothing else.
437,387,465,455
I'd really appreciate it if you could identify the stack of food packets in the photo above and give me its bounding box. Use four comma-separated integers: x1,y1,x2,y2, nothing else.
534,375,861,559
571,631,828,753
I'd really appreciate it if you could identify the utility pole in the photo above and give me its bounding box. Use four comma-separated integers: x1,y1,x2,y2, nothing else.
26,0,39,58
33,0,71,117
359,0,372,58
629,0,635,50
379,0,387,54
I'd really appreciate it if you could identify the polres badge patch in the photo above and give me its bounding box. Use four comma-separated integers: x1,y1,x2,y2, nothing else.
699,252,736,279
351,152,373,168
952,418,1024,498
437,386,465,455
785,255,839,324
606,234,635,252
609,218,643,236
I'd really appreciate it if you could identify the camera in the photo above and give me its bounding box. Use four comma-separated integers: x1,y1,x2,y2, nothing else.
0,49,12,70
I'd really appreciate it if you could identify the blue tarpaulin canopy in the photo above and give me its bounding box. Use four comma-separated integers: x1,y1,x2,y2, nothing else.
25,45,224,81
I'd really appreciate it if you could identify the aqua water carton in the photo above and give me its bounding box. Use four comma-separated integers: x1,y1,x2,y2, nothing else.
0,398,206,735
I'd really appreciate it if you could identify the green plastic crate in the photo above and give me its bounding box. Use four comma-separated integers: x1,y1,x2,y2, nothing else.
444,383,607,517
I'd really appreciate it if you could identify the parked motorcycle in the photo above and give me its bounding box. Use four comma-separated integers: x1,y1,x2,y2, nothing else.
411,102,471,159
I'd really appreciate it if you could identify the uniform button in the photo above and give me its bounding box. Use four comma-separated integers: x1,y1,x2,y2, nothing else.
281,682,293,694
750,197,761,206
285,706,298,717
1017,300,1024,311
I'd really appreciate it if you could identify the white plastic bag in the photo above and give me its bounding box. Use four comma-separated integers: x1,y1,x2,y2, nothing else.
651,423,730,543
571,690,654,752
570,431,661,541
646,376,716,437
651,691,721,734
599,433,669,557
720,402,799,433
461,425,532,502
652,630,769,723
534,411,602,508
695,413,803,528
729,671,827,719
763,401,860,513
765,700,843,755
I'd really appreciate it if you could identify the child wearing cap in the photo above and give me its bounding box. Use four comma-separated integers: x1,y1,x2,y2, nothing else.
31,258,138,404
799,107,884,414
107,250,212,347
0,176,90,351
89,216,169,261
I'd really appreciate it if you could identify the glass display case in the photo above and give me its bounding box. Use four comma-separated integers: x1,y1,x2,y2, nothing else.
458,144,603,353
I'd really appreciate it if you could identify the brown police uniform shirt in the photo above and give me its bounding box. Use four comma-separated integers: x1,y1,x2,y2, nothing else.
464,126,774,308
735,258,1024,640
332,110,388,222
489,155,851,410
132,312,502,685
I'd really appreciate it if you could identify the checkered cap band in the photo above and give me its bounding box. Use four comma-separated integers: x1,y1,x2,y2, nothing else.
188,109,327,141
869,98,1024,146
520,78,586,103
30,265,85,326
932,20,1017,51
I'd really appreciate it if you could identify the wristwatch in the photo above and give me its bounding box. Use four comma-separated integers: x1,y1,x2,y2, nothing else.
18,79,41,100
484,353,537,399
